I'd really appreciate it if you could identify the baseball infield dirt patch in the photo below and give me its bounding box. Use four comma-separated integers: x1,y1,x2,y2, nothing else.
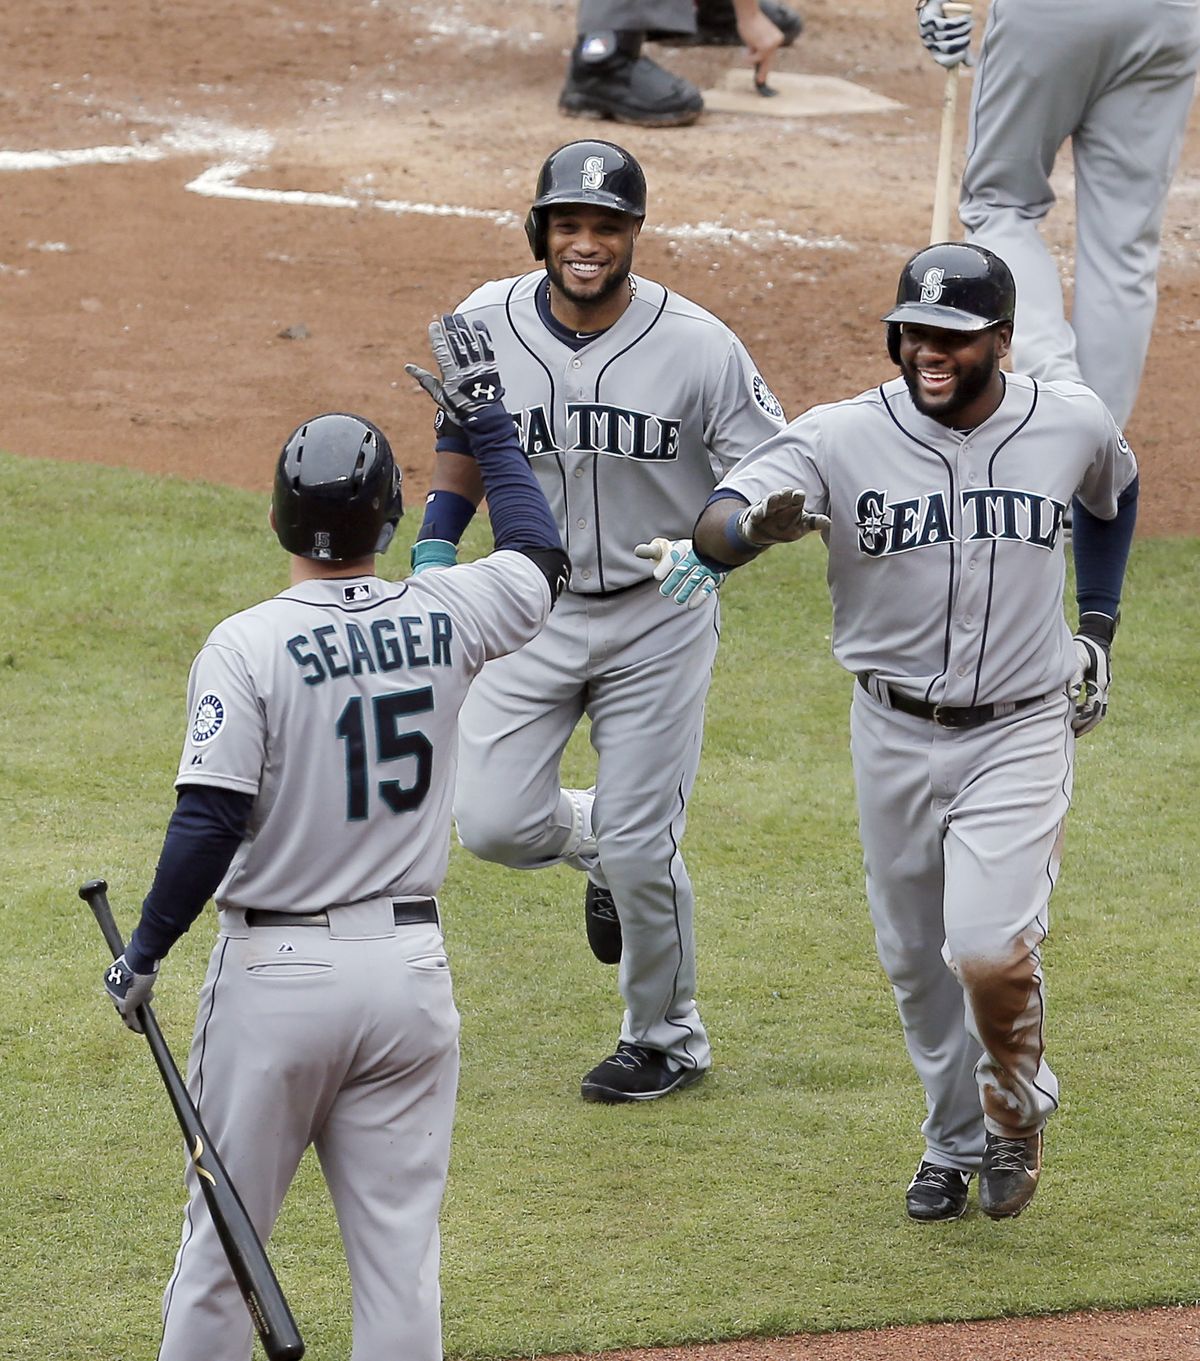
3,0,1198,1356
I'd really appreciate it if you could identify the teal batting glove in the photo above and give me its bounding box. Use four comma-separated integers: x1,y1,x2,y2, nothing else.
411,539,458,575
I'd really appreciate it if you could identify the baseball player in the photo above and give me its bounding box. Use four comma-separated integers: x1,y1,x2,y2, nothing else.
410,139,787,1102
562,0,801,125
100,318,568,1360
917,0,1200,429
667,242,1138,1219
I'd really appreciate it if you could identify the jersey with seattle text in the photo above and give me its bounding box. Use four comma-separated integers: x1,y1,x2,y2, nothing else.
436,270,787,592
173,555,551,910
717,372,1137,706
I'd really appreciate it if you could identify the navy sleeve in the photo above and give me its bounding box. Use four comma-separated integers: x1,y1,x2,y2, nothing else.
124,785,254,972
415,489,478,545
1073,474,1138,620
463,402,562,554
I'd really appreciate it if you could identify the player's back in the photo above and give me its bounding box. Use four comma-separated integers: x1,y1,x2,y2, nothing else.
180,556,552,909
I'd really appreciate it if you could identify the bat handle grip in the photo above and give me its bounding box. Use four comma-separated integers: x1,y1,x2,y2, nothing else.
79,878,128,959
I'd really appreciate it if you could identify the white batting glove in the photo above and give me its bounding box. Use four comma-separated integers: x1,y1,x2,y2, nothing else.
735,488,831,548
103,953,159,1034
916,0,975,69
1070,613,1116,736
635,537,727,609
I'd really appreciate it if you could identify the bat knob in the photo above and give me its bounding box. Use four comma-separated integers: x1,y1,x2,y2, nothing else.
79,878,108,900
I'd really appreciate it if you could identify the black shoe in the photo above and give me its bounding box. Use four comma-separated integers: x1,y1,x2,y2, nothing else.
980,1130,1042,1219
653,0,804,47
584,880,622,964
905,1160,972,1221
560,31,703,128
581,1042,706,1103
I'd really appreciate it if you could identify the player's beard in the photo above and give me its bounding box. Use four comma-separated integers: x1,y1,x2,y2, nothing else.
901,341,998,423
546,244,635,311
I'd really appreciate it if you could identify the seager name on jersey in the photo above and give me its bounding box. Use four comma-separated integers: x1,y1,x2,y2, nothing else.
286,612,454,686
856,486,1068,557
516,403,681,461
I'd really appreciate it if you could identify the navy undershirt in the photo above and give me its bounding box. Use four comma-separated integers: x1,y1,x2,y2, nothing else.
125,785,252,972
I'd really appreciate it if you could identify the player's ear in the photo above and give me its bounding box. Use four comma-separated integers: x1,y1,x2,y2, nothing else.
268,503,277,532
995,321,1013,361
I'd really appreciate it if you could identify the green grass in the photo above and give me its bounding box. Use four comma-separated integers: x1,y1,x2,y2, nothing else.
1,450,1198,1358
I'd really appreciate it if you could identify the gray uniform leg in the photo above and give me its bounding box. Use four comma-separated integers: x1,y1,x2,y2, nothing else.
577,0,697,34
158,903,459,1361
454,587,714,1070
961,0,1200,425
851,689,1070,1168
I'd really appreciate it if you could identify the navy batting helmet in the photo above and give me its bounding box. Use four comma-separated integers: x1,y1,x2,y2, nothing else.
273,413,402,561
883,241,1016,364
524,140,647,261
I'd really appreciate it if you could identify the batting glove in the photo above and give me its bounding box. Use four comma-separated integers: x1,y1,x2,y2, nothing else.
1070,612,1116,736
405,313,506,425
735,488,830,548
410,538,458,575
916,0,975,69
635,537,728,609
103,953,159,1034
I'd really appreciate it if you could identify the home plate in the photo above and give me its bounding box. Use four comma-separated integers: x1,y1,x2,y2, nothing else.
701,70,903,117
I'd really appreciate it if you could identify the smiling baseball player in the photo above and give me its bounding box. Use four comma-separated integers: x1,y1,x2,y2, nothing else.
99,317,568,1359
409,139,787,1102
674,242,1138,1220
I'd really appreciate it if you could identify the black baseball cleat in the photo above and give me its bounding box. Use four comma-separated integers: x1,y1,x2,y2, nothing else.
559,31,703,128
584,879,622,964
651,0,804,47
980,1130,1043,1219
581,1042,706,1103
906,1160,972,1221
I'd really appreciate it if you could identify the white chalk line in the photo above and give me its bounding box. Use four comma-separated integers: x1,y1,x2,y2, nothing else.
0,125,852,253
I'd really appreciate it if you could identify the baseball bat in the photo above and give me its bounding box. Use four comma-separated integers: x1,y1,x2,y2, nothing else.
929,2,973,244
79,878,305,1361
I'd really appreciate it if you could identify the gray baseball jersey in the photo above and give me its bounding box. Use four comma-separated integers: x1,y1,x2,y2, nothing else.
440,268,785,1070
716,372,1136,1166
720,372,1136,704
960,0,1200,426
175,559,551,907
158,555,551,1361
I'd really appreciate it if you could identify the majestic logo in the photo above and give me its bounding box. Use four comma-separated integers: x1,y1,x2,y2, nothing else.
581,155,605,191
856,486,1066,556
920,266,946,304
191,693,225,744
752,374,784,421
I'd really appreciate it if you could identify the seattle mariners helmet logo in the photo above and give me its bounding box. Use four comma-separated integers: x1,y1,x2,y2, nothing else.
581,156,605,191
920,267,946,304
191,692,226,744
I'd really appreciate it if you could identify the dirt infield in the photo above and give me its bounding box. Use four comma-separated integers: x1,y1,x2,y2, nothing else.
4,1,1198,1356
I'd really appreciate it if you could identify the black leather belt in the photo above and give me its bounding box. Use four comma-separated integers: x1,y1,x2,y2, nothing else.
857,674,1051,730
244,898,438,928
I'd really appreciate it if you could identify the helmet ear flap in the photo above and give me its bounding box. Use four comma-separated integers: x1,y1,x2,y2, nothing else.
524,207,546,261
887,322,902,367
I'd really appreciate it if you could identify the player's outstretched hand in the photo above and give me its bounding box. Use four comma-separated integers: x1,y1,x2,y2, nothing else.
1070,612,1116,736
405,313,506,425
917,0,975,69
103,953,159,1034
636,537,727,609
736,488,830,548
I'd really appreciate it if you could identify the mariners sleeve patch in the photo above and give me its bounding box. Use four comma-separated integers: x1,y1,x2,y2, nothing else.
752,374,784,421
190,692,226,744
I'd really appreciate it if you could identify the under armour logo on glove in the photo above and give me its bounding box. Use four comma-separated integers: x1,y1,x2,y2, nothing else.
404,312,507,425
